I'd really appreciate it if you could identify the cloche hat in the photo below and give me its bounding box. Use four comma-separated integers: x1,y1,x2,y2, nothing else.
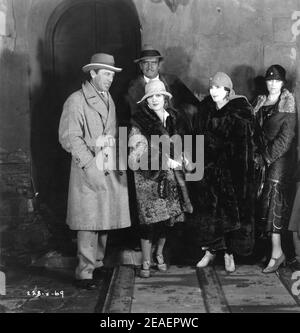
209,72,233,91
265,64,286,82
137,80,172,104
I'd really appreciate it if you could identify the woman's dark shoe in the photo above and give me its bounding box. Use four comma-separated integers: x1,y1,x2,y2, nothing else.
74,279,98,290
262,253,286,274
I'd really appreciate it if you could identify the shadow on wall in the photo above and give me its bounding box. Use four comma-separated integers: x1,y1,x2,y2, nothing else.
30,39,74,255
162,45,207,98
0,49,60,263
230,65,260,101
188,76,208,102
0,48,30,149
231,65,297,103
163,46,192,78
286,69,297,92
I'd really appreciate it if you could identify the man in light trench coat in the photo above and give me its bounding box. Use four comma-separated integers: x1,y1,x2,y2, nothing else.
59,53,131,290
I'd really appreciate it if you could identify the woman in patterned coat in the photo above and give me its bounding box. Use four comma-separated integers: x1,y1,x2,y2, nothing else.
128,80,192,278
253,64,297,273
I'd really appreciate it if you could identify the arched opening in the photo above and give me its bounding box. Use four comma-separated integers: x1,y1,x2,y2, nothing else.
45,0,141,104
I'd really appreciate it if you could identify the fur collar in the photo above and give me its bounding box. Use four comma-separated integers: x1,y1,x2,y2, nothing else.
131,105,177,138
201,95,253,121
253,88,295,114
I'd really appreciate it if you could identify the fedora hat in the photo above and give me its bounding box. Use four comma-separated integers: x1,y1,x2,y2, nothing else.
137,80,172,104
82,53,122,73
134,45,163,63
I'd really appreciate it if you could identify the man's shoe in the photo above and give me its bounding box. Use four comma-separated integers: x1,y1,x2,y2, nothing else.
196,250,216,268
74,279,98,290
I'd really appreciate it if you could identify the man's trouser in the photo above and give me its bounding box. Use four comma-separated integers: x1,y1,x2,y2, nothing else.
75,230,107,280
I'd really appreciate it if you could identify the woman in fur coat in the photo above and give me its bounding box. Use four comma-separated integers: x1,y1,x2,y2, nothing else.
192,72,255,273
253,64,297,273
128,80,193,278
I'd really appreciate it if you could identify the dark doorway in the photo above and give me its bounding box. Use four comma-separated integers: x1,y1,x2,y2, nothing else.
50,0,140,105
31,0,141,249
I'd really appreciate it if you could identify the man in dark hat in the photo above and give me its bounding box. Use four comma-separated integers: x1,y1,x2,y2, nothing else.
126,45,200,133
59,53,131,289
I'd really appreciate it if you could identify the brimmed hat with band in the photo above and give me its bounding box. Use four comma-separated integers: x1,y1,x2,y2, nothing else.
82,53,122,73
134,45,164,64
137,80,172,104
265,64,286,82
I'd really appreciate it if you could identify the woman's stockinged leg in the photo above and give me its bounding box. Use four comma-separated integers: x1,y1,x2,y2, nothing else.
271,233,283,259
156,237,167,271
262,232,286,273
153,222,168,271
141,238,152,264
139,224,153,278
155,222,167,256
156,237,166,257
140,238,152,278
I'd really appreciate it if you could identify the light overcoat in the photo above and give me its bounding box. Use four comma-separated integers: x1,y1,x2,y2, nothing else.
59,81,131,230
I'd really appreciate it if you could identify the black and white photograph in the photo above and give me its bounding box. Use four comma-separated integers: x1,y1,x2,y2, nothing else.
0,0,300,318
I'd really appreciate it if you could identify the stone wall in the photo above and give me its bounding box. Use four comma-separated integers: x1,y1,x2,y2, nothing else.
0,0,32,263
0,0,30,152
133,0,300,100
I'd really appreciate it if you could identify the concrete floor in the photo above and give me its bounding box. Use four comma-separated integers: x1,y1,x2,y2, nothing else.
0,249,300,313
132,266,206,313
128,264,300,313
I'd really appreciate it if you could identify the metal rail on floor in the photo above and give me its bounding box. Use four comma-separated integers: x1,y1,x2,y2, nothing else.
100,265,135,313
196,266,230,313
